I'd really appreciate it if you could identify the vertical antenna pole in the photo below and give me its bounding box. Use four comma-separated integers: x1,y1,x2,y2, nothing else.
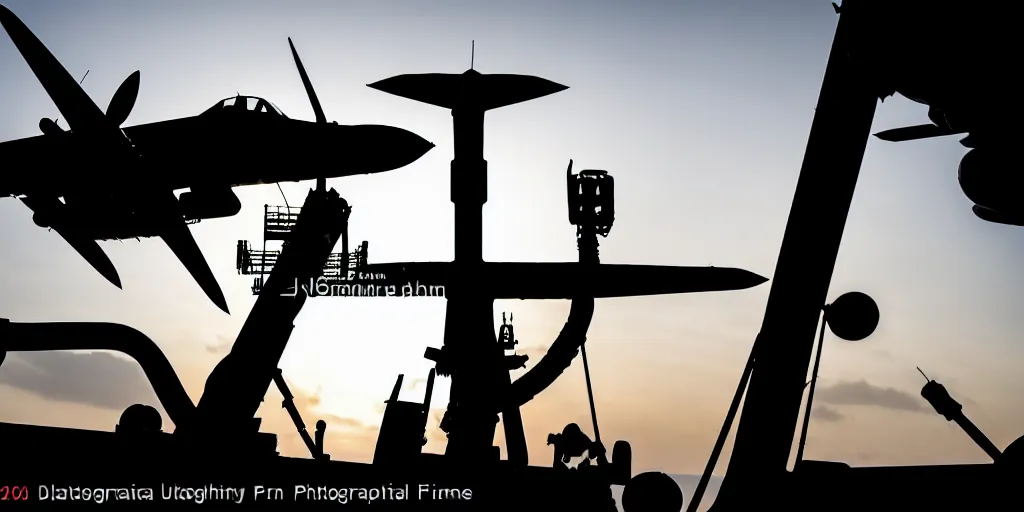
917,367,930,382
261,204,268,292
686,333,762,512
471,40,475,70
580,343,601,444
794,307,829,466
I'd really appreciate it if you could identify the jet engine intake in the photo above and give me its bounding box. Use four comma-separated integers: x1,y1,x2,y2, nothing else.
958,148,1018,217
27,198,63,228
177,188,241,221
32,211,51,228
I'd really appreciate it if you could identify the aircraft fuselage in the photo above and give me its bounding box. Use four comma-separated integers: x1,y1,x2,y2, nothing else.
0,113,433,197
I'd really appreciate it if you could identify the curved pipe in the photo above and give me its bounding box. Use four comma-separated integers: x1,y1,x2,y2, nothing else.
508,229,599,408
2,321,195,428
498,268,595,465
506,297,595,407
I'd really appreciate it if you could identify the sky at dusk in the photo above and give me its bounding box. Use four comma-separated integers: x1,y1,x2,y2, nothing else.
1,0,1023,492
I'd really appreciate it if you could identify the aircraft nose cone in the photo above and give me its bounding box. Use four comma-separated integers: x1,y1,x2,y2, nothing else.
356,125,433,172
397,128,435,163
730,268,769,290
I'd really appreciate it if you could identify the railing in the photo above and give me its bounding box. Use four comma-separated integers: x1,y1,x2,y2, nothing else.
264,205,303,241
237,244,367,277
238,203,370,296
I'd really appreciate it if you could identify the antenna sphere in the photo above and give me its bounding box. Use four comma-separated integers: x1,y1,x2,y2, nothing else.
826,291,879,341
117,404,162,433
622,471,684,512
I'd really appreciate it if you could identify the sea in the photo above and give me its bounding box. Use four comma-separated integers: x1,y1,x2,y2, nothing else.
611,474,722,512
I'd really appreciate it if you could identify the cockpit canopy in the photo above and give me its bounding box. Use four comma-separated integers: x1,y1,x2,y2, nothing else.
201,95,288,118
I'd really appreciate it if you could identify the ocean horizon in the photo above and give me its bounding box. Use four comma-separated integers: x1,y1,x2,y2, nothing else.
611,474,722,512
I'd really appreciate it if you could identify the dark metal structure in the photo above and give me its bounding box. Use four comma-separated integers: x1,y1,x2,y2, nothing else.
366,68,573,464
14,1,1021,509
696,2,1024,510
236,203,371,295
364,68,768,467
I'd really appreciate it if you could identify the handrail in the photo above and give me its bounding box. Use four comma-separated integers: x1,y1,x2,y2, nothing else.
1,320,196,428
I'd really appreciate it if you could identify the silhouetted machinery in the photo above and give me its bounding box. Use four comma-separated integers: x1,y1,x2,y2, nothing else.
544,160,629,484
273,368,329,461
424,312,529,377
957,148,1024,226
373,370,436,466
498,313,528,370
0,29,774,512
694,2,1024,511
567,160,615,241
918,369,1002,462
236,203,371,295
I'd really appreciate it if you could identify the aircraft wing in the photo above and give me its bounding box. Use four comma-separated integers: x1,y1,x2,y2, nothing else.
357,262,768,299
874,123,965,142
0,4,228,313
0,135,59,196
0,4,110,138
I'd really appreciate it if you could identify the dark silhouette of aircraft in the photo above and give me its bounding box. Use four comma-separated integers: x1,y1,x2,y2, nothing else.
0,5,433,313
865,3,1021,228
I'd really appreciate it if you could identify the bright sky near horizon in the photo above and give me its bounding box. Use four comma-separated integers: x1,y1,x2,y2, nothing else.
2,0,1024,481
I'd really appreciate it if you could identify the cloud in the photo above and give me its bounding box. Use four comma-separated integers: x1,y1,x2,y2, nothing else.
0,351,157,411
0,350,383,462
870,349,891,360
816,380,924,412
205,334,234,354
519,345,549,360
855,452,875,462
811,405,844,422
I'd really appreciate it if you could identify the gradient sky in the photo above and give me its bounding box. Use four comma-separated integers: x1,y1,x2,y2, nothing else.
2,0,1023,483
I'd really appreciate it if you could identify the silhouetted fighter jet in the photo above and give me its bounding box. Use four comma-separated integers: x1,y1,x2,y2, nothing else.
0,5,433,313
862,1,1021,227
